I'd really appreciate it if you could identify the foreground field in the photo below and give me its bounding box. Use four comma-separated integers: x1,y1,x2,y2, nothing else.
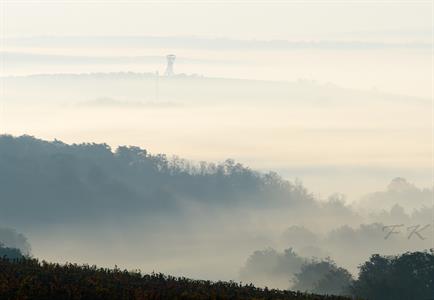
0,258,351,300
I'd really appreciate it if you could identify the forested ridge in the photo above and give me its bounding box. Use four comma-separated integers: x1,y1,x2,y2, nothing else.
0,134,315,224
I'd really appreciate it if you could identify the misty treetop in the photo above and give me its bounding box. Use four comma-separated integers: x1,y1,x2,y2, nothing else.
239,247,353,295
292,258,353,297
0,244,24,261
0,135,315,224
0,227,31,256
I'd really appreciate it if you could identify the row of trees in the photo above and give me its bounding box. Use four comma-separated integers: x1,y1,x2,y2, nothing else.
241,248,434,300
293,250,434,300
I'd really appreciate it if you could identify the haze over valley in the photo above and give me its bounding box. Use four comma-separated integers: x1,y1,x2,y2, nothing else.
0,2,433,298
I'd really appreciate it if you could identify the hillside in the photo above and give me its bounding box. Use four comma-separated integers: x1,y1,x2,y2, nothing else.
0,258,352,300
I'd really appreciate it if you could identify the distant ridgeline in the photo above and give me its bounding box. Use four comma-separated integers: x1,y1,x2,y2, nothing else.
2,72,420,106
0,135,317,224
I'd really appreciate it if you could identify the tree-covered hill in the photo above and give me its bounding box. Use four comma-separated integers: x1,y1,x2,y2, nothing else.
0,258,353,300
0,134,316,225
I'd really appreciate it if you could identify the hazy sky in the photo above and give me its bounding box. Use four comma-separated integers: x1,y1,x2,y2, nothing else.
1,1,432,41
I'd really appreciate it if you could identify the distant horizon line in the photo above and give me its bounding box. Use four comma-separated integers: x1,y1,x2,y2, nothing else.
1,35,431,50
0,71,430,101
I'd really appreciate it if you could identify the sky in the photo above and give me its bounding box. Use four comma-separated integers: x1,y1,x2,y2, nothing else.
1,1,432,41
1,1,433,96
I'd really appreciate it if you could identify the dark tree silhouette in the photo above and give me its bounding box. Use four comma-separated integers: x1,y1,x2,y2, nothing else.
352,250,434,300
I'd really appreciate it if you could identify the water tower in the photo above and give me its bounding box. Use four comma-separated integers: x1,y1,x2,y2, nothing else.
164,54,176,77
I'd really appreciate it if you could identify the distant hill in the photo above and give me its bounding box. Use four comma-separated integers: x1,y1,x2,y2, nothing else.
2,72,426,105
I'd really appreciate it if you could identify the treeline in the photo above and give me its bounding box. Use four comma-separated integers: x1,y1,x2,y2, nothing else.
353,251,434,300
240,248,434,299
0,135,314,224
292,250,434,299
0,258,352,300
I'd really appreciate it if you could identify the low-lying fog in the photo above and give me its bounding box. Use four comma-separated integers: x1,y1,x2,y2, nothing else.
0,135,433,290
1,73,431,199
0,34,432,291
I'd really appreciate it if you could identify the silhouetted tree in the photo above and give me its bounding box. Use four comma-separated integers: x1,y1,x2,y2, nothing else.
352,250,434,300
